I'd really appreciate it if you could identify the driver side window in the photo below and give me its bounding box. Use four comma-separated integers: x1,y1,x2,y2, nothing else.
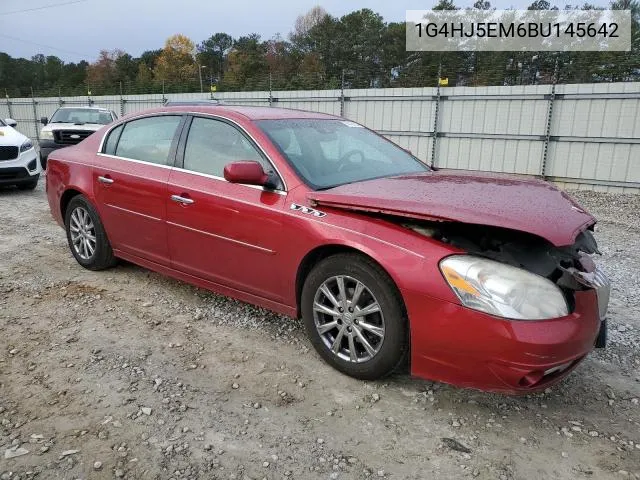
182,117,270,178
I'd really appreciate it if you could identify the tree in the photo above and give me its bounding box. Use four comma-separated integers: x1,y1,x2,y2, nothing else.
197,33,234,83
222,34,268,90
114,53,138,83
291,6,329,46
86,49,124,88
473,0,492,9
325,9,386,86
433,0,458,10
154,34,197,85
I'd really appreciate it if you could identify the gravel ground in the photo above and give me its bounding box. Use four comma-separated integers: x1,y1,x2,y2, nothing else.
0,183,639,480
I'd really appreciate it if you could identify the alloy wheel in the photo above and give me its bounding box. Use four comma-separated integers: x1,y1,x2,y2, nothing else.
313,275,385,363
69,206,96,260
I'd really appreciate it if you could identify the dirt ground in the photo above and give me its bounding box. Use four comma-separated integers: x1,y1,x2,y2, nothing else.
1,182,639,480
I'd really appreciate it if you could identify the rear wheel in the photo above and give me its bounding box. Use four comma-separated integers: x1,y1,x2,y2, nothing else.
64,195,116,270
301,253,408,380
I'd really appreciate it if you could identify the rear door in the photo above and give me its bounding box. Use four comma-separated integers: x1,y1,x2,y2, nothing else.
166,115,287,302
93,114,185,265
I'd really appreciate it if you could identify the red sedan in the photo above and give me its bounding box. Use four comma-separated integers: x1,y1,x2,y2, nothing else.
46,105,610,393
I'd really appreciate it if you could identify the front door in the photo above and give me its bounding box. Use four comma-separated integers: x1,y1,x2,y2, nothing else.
166,115,287,302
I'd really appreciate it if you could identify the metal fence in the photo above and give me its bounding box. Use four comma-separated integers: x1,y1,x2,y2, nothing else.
2,81,639,193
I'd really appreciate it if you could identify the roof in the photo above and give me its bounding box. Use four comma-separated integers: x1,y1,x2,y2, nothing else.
141,105,338,121
57,106,111,110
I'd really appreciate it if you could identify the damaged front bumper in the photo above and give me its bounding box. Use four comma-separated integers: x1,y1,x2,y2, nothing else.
406,285,608,394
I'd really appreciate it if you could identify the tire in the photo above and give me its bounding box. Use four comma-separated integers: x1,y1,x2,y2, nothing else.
301,253,408,380
17,177,39,190
40,153,47,171
64,195,116,271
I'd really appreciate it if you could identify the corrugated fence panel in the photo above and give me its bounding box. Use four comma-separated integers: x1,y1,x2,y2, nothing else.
440,85,550,136
438,138,543,175
346,88,436,136
385,134,433,163
547,82,640,186
3,83,640,192
274,90,341,115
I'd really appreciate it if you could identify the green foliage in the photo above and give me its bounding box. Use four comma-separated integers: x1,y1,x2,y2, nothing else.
0,1,638,97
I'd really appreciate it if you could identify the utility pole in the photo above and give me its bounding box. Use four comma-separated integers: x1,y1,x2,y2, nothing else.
199,65,207,94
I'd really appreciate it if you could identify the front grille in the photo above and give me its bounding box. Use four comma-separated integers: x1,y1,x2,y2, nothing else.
54,130,93,145
0,146,19,161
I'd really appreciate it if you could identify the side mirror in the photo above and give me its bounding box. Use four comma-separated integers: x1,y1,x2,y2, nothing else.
224,161,275,188
40,117,48,125
5,118,17,127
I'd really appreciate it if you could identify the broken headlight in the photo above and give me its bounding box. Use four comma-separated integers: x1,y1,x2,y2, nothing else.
439,255,569,320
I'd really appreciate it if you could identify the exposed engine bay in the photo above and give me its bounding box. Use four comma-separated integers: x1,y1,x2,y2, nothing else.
403,220,603,310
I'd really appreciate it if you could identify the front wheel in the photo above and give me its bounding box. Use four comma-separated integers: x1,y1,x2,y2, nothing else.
301,253,408,380
64,195,116,270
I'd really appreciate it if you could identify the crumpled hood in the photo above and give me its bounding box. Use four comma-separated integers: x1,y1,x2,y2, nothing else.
308,170,596,247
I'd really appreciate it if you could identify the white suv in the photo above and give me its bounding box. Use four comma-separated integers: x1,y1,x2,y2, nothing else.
0,118,40,190
39,107,117,169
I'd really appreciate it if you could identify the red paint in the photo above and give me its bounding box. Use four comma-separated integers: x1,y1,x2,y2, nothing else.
310,171,595,247
224,161,270,186
45,105,602,394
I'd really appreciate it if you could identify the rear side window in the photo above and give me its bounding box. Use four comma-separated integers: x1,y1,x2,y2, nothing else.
103,124,123,155
115,116,182,165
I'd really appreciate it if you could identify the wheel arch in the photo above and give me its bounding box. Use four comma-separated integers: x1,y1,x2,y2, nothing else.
60,188,85,222
294,243,406,319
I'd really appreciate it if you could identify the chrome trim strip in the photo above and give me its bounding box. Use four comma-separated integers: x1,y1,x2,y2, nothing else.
96,153,174,170
167,221,274,254
106,203,162,222
170,167,287,196
97,110,288,191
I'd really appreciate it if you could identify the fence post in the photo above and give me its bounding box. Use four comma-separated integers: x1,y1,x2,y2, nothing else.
30,87,40,143
541,59,559,179
268,72,273,107
5,90,13,121
58,86,63,107
162,80,166,105
430,64,442,168
340,69,345,117
119,81,125,116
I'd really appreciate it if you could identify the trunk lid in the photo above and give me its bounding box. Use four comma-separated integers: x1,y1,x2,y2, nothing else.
308,170,595,247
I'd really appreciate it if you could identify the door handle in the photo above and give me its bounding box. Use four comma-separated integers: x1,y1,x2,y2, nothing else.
171,194,194,205
98,175,114,184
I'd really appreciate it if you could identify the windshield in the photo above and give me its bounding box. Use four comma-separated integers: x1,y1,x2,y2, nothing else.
257,119,428,190
50,108,113,125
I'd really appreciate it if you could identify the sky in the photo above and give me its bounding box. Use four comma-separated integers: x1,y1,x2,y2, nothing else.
0,0,611,63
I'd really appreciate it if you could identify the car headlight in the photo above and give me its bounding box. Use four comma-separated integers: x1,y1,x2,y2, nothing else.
439,255,569,320
20,140,34,153
40,130,53,140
